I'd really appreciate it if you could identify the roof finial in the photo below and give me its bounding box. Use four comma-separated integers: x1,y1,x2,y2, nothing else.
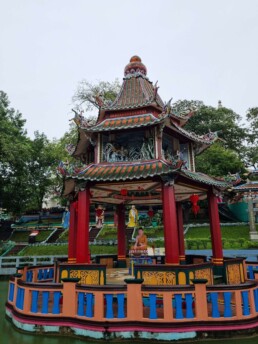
218,100,222,109
124,55,147,76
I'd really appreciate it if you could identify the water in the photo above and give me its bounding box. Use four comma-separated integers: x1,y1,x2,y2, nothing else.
0,281,257,344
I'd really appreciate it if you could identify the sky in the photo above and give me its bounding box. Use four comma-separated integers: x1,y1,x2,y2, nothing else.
1,0,258,139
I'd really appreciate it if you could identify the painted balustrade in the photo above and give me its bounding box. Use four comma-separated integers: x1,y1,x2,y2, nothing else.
245,261,258,280
6,271,258,325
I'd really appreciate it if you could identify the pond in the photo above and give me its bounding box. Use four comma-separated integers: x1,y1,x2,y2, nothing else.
1,281,257,344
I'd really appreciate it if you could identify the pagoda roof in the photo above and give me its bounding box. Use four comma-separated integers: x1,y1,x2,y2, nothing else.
59,159,229,188
83,113,164,132
102,56,164,112
234,182,258,192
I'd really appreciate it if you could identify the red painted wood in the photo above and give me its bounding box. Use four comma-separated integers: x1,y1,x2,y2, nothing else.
176,202,185,261
68,201,77,260
162,183,179,264
76,189,90,263
208,190,223,265
117,204,126,258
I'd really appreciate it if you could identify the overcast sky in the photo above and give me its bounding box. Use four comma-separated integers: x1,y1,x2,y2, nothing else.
1,0,257,139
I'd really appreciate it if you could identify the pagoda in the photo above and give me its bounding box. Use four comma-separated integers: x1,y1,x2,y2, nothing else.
59,55,228,269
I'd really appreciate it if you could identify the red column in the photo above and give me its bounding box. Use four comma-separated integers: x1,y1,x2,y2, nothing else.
177,202,186,263
208,189,223,265
68,201,77,263
162,182,179,265
117,204,126,267
76,188,90,264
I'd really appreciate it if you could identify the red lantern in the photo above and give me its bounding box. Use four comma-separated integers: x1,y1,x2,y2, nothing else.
190,194,200,217
120,189,128,196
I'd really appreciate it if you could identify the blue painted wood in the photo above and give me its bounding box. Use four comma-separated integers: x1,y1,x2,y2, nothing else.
49,268,54,279
77,292,85,316
105,294,114,319
28,271,33,282
52,291,61,314
43,269,48,279
8,283,14,302
210,292,220,318
149,294,157,319
174,294,184,319
185,294,194,319
241,291,250,316
15,287,20,309
16,287,24,310
31,290,39,313
86,293,94,318
254,289,258,312
223,292,232,317
117,294,125,319
38,269,43,281
248,266,254,279
42,291,49,314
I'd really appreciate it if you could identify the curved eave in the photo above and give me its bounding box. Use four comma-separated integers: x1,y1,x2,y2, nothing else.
180,170,230,189
71,128,92,160
80,113,166,133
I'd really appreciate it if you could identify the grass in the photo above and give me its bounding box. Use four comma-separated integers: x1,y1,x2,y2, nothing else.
18,244,116,256
185,225,250,240
57,229,69,242
97,226,117,240
11,230,53,242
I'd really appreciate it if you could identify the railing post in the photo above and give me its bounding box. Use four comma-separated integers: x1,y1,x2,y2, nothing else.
125,278,143,321
61,278,80,317
192,279,208,320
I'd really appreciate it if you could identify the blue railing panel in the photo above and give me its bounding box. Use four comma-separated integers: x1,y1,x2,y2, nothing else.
52,291,61,314
149,294,157,319
77,292,85,316
254,288,258,312
31,290,39,313
105,294,114,319
174,294,184,319
16,287,24,310
86,293,94,318
8,283,15,302
42,291,49,314
241,291,250,316
210,292,220,318
117,294,125,319
223,292,232,318
185,294,194,319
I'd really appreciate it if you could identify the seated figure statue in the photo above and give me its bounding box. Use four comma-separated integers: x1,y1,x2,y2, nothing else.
133,228,148,251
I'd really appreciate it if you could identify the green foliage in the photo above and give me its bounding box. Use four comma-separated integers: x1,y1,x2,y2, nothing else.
244,107,258,169
97,226,117,240
195,143,246,177
184,103,247,152
73,79,121,112
10,230,52,242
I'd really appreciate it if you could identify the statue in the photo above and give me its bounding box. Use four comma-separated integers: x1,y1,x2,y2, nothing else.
147,207,154,225
133,228,148,250
62,207,70,229
128,205,138,228
95,205,105,228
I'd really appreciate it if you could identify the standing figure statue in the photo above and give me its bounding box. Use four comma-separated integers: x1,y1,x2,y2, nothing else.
62,207,70,229
95,205,105,228
128,205,138,228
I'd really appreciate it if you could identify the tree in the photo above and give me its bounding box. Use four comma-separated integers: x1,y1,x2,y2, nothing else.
195,142,246,177
244,107,258,169
72,79,121,112
0,91,32,214
184,102,247,153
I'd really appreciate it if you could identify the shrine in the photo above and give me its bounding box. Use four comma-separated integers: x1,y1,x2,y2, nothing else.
60,55,231,277
5,56,258,342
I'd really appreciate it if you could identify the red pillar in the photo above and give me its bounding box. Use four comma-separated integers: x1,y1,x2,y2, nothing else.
76,188,90,264
162,182,179,265
176,202,186,263
117,204,127,267
68,201,77,263
208,189,223,265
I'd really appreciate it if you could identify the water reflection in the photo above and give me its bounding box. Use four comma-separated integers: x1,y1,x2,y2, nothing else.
1,282,257,344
